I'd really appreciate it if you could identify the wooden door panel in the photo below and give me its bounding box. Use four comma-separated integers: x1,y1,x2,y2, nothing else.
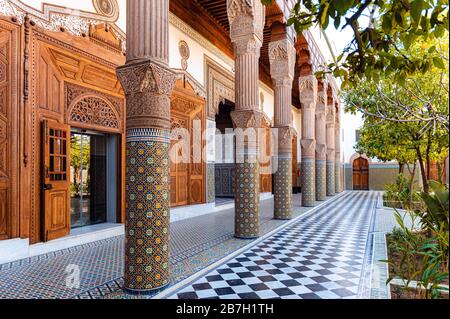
42,120,70,241
177,174,188,205
48,190,68,229
170,176,177,206
353,157,369,190
189,177,202,204
0,21,19,240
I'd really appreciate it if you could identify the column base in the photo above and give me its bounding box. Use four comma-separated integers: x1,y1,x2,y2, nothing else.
234,234,260,240
274,215,293,221
123,282,169,296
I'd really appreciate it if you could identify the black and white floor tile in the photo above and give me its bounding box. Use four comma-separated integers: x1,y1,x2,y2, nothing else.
163,192,377,299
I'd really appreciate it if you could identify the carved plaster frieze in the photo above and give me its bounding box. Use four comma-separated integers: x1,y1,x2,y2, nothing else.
205,57,235,119
1,0,125,50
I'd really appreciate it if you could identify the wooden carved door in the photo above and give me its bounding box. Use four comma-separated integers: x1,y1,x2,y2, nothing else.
353,157,369,190
189,111,204,205
0,20,19,240
170,136,189,207
42,120,70,241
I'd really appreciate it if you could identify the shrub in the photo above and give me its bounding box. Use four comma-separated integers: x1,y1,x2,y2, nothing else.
384,210,449,299
383,174,422,209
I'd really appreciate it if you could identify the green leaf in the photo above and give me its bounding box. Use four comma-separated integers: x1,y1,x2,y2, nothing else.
321,2,330,26
433,57,445,69
411,0,424,23
334,16,341,29
395,12,404,27
428,45,437,53
382,14,393,33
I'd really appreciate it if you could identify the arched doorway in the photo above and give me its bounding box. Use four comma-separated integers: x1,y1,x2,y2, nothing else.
214,100,235,198
353,157,369,190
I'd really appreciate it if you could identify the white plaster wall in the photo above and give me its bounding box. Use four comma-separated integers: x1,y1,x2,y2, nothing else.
259,84,274,121
167,19,233,86
341,111,363,164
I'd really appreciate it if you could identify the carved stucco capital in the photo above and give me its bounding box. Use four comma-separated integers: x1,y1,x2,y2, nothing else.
230,109,265,129
233,37,262,56
276,125,295,154
316,90,327,112
298,75,318,108
326,104,336,124
315,111,326,122
117,60,177,96
268,39,296,81
117,59,177,130
227,0,265,44
316,143,327,160
301,138,316,159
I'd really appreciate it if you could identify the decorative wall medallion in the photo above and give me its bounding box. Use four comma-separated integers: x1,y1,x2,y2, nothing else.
93,0,116,17
178,40,190,71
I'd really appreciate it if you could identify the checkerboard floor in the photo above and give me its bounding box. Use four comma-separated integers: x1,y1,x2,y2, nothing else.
164,191,377,299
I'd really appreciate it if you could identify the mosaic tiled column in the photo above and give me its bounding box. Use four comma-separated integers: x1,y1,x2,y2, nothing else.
116,0,176,294
269,37,296,219
299,76,318,207
326,100,336,197
227,0,265,238
335,105,342,193
315,83,327,201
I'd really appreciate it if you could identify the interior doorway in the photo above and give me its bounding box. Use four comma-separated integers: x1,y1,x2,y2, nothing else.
69,129,118,228
353,157,369,190
215,100,235,198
